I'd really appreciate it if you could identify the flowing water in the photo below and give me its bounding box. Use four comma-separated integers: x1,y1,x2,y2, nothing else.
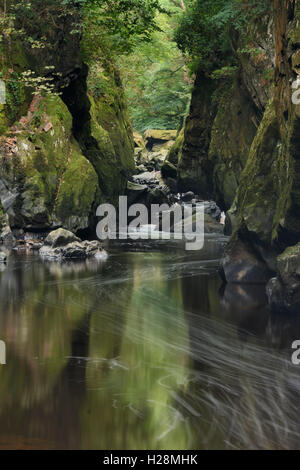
0,235,300,450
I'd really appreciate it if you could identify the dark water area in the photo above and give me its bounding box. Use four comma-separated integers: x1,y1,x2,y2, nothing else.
0,236,300,450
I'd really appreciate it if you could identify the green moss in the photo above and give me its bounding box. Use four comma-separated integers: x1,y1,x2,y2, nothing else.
278,242,300,262
231,100,294,243
0,94,101,231
167,129,184,166
208,78,258,209
55,138,100,231
87,59,135,174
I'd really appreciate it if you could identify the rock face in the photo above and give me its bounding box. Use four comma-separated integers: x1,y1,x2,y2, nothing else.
40,229,107,260
267,244,300,314
135,129,177,173
0,0,134,236
220,1,300,309
171,1,300,311
177,16,274,209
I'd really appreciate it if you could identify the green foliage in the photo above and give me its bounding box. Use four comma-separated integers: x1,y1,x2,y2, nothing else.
63,0,167,58
118,0,191,132
210,65,238,80
5,73,23,122
175,0,273,74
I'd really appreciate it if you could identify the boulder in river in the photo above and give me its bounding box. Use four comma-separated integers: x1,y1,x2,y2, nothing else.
40,229,107,261
44,228,80,248
0,252,7,263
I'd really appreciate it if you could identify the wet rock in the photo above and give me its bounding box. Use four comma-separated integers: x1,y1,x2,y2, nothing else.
132,171,159,186
220,237,274,284
224,204,238,236
161,161,177,180
60,242,87,259
126,181,148,205
135,164,148,174
0,225,16,246
267,243,300,314
26,239,43,250
164,178,177,194
40,239,107,261
181,191,195,202
44,228,80,248
0,252,7,263
146,186,169,206
203,201,222,222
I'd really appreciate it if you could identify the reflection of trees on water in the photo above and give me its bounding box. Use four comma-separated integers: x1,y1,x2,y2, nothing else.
0,250,300,449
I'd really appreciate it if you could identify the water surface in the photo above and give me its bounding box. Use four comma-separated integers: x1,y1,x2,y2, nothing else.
0,236,300,450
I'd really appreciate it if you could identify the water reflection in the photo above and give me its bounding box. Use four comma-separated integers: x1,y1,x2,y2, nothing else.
0,238,299,449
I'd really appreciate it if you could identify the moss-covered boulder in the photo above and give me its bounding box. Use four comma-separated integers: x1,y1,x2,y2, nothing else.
0,95,99,232
0,0,135,234
166,128,184,167
267,243,300,313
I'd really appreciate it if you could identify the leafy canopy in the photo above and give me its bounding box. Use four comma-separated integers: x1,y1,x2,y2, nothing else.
175,0,273,74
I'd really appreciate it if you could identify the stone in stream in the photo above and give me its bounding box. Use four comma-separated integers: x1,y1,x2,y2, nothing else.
0,252,7,263
44,228,80,248
40,229,107,261
132,171,159,186
181,191,195,202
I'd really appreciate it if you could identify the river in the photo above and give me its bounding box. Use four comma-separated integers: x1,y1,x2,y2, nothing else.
0,235,299,450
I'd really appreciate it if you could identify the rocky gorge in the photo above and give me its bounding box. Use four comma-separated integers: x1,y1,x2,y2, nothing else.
0,0,300,316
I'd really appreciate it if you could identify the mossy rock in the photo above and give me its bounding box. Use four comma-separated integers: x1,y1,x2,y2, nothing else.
166,129,184,166
0,95,100,232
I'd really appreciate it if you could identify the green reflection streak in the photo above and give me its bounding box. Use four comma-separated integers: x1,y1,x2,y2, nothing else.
81,253,191,450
